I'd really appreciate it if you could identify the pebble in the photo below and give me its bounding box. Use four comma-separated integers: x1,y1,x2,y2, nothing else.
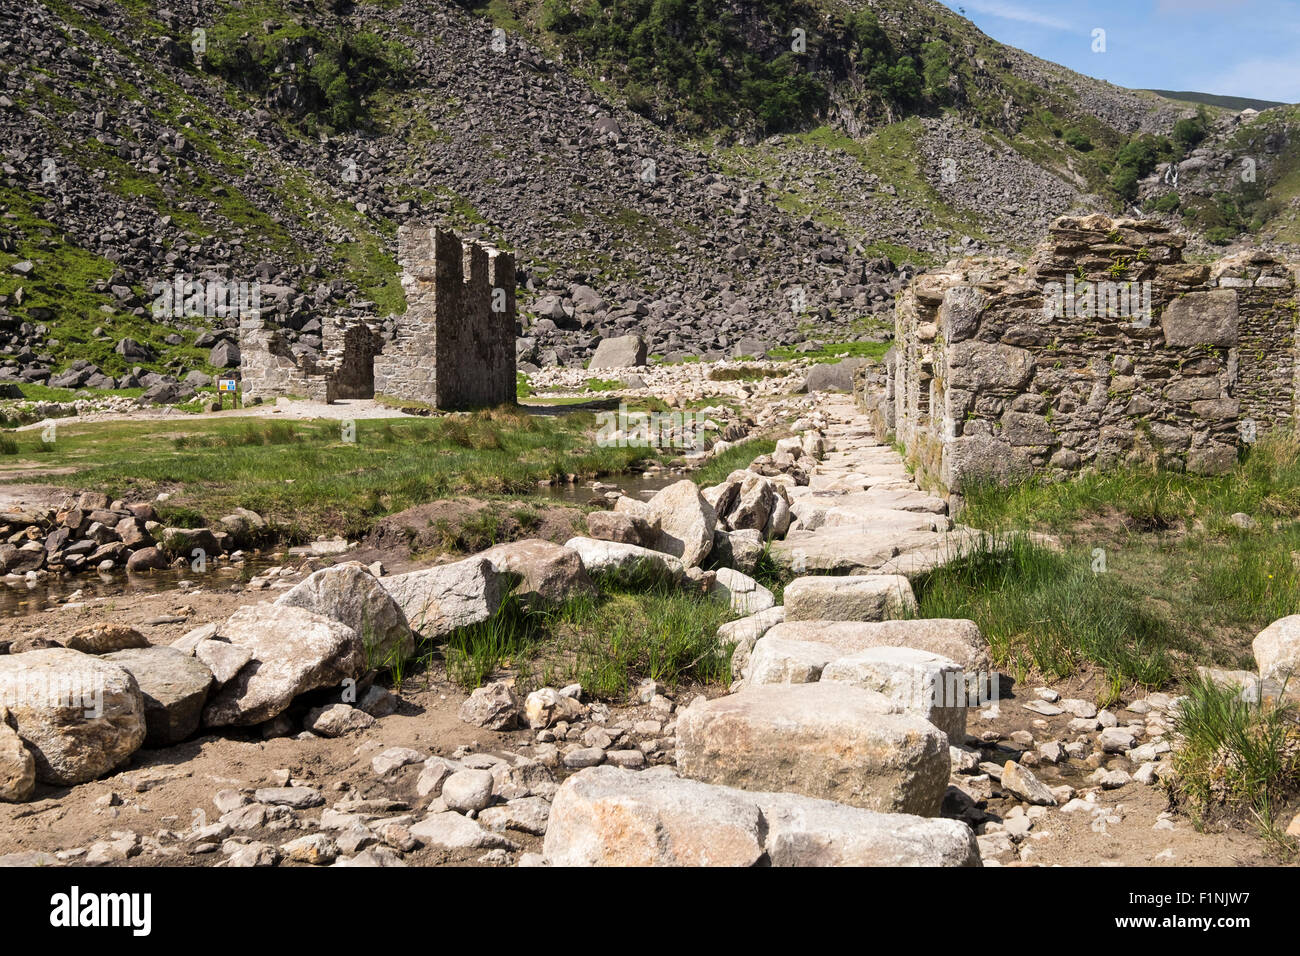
1059,699,1097,718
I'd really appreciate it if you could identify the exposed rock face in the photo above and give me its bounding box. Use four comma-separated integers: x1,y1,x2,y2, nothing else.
275,563,415,667
102,647,214,747
543,766,979,866
201,605,365,728
0,709,35,802
0,648,146,785
675,682,951,815
379,557,511,639
479,539,595,607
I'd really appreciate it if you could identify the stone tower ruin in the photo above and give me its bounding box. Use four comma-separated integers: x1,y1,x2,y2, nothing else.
373,226,517,410
239,226,516,411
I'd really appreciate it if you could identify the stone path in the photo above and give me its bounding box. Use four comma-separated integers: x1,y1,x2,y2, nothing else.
771,394,983,577
532,391,1001,866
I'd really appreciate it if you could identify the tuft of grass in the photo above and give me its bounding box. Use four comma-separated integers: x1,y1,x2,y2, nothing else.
1170,674,1300,848
692,439,776,488
438,574,734,698
955,429,1300,672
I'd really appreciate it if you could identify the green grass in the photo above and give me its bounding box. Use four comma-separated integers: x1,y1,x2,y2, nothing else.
945,431,1300,685
912,533,1178,688
692,439,776,488
0,405,660,540
767,341,890,362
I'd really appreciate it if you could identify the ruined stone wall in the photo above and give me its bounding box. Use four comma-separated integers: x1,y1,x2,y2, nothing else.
374,226,516,410
887,215,1298,495
237,314,333,403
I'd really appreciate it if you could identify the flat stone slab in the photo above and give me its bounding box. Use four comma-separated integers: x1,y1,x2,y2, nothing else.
675,682,950,815
783,574,918,622
771,527,937,573
821,646,968,742
760,619,992,672
543,766,979,866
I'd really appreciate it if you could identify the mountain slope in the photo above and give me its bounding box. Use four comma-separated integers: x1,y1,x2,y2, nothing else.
0,0,1293,395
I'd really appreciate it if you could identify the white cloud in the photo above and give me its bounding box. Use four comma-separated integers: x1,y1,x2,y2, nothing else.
956,1,1076,32
1209,57,1300,102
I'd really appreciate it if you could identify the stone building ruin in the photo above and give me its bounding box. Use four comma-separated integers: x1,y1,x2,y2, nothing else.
867,215,1298,494
238,226,516,410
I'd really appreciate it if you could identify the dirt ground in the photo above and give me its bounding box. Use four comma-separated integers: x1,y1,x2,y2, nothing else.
0,560,1290,867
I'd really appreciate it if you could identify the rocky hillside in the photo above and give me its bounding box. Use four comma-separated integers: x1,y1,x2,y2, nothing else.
0,0,1292,392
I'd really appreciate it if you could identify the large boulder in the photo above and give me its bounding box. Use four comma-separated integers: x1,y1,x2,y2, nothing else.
0,648,146,785
675,682,950,815
479,539,596,607
545,765,766,866
379,557,511,639
275,563,414,668
783,574,918,622
642,480,716,567
758,789,980,866
1253,615,1300,682
803,358,868,394
563,537,683,580
710,528,764,574
543,766,978,866
588,334,647,369
721,606,788,681
202,605,364,727
103,647,214,747
746,637,834,685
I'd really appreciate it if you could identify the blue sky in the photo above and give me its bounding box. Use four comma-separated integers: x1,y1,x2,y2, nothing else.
937,0,1300,103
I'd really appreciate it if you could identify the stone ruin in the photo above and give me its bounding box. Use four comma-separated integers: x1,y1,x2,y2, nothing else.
864,215,1299,495
238,226,516,410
